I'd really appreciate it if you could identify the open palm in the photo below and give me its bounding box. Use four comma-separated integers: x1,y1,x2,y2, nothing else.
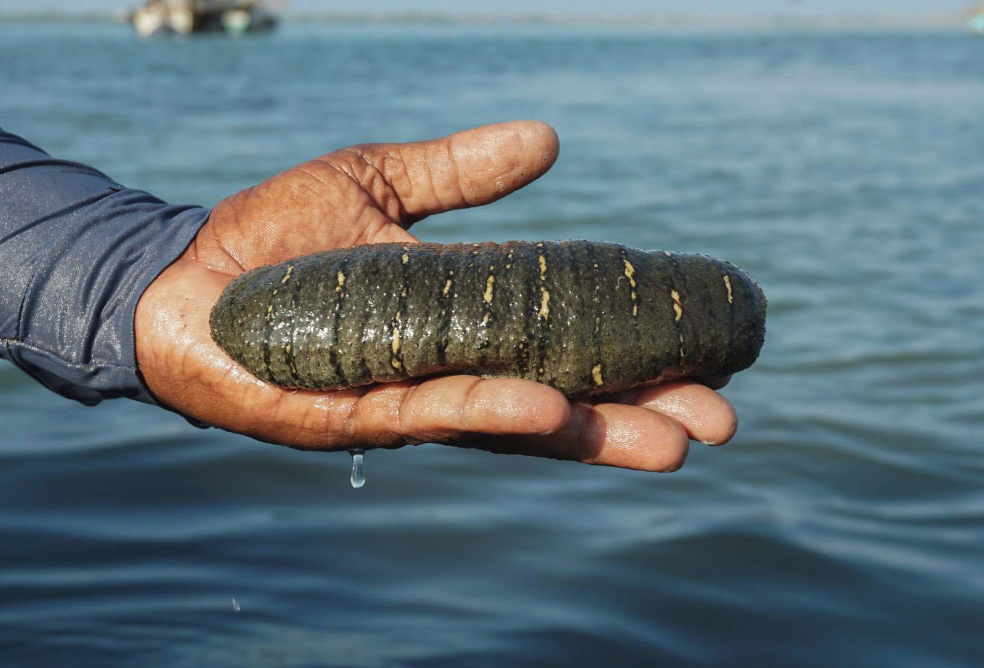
135,121,737,471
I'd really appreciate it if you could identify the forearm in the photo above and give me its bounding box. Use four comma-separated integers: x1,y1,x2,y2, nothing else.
0,126,209,405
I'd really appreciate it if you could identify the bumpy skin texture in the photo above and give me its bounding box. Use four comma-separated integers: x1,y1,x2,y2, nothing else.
210,241,766,398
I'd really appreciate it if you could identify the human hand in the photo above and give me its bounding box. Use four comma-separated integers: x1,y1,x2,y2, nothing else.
135,121,737,471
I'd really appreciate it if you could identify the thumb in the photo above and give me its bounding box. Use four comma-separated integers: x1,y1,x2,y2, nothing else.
357,120,560,222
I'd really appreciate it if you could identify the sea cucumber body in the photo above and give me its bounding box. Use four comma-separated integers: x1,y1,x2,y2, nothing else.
209,241,767,398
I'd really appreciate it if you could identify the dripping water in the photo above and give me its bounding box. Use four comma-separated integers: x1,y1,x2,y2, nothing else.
349,448,366,489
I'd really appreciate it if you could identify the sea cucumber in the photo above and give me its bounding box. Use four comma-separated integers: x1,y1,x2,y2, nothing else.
209,240,767,398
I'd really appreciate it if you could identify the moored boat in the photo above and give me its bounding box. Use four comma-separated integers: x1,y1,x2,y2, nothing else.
969,3,984,34
130,0,278,37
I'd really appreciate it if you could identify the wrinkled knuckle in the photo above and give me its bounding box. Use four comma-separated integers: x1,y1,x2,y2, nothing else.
397,383,422,435
333,148,375,184
382,149,409,182
457,378,484,430
298,402,349,449
444,139,469,204
345,390,372,440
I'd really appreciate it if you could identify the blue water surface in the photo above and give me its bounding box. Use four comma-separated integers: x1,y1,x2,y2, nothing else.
1,22,983,667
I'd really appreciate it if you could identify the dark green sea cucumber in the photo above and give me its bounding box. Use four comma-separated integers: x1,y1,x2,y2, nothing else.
209,240,767,398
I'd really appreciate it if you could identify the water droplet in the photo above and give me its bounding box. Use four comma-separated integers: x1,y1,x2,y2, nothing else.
231,598,240,612
349,448,366,489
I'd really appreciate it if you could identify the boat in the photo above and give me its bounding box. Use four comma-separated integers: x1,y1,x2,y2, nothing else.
969,3,984,34
130,0,278,37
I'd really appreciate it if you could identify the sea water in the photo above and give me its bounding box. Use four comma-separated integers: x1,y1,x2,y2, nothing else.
1,22,982,668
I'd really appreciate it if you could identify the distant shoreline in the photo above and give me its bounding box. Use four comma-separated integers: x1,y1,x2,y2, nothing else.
0,10,966,30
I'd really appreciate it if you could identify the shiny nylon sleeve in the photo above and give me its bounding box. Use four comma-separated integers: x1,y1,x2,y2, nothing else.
0,127,210,406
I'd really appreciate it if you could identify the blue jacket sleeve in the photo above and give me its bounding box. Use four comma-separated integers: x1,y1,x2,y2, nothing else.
0,126,210,407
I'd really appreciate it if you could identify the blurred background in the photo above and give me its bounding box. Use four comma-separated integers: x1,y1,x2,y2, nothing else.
1,1,983,666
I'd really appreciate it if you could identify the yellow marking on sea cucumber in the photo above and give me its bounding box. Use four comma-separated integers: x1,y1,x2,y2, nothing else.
281,265,294,284
484,274,495,304
505,264,512,269
538,255,547,280
539,287,551,318
335,270,346,293
623,259,637,288
442,279,452,296
391,326,402,370
402,253,409,264
671,290,683,321
285,344,291,354
266,304,274,321
401,287,408,297
592,364,604,386
723,275,733,304
272,289,278,296
483,312,490,324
